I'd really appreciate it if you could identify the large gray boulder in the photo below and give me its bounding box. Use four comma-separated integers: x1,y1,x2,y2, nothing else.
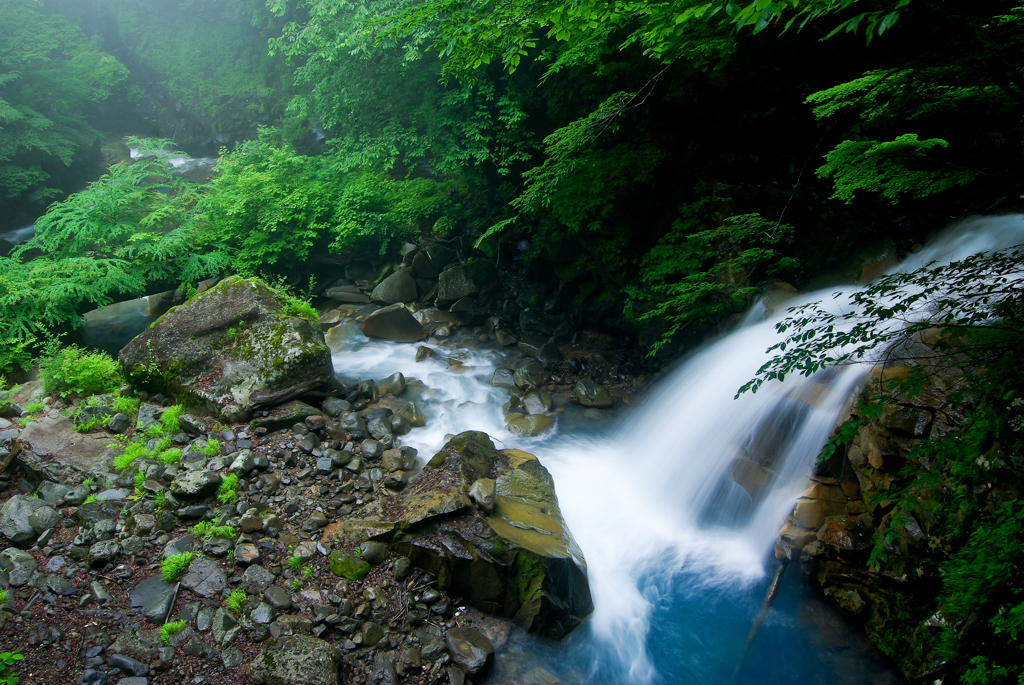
16,416,121,482
355,432,593,640
437,267,477,302
120,276,335,420
0,495,49,546
249,635,342,685
370,267,417,305
361,304,427,343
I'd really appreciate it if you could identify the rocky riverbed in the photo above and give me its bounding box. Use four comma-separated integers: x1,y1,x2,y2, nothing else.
0,271,636,685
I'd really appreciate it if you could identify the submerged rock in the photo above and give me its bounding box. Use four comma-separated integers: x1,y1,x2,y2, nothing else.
120,276,335,419
356,432,593,640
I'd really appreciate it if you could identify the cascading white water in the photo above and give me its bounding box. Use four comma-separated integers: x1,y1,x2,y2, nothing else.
325,214,1024,683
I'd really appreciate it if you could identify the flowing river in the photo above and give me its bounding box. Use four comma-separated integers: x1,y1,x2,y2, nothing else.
74,213,1024,682
323,214,1024,684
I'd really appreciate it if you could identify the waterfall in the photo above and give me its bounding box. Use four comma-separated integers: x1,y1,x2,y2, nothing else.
324,214,1024,683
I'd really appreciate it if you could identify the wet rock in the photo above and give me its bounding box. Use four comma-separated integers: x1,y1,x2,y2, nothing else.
326,285,370,304
321,397,351,417
106,412,131,434
229,449,255,476
15,416,121,485
265,586,293,610
234,542,261,566
328,550,370,581
371,653,399,685
437,267,477,302
468,478,495,513
212,608,238,645
359,432,593,639
88,540,120,569
170,470,221,500
361,304,427,343
36,480,72,507
513,362,550,390
521,391,552,416
0,547,37,586
251,400,323,432
446,627,493,676
130,576,176,624
181,557,228,597
575,378,613,407
109,653,149,677
241,564,276,594
491,369,515,389
0,495,47,546
249,635,342,685
359,542,389,565
415,346,437,362
399,402,426,428
505,413,554,437
378,372,406,396
340,412,368,439
371,267,418,305
120,276,335,415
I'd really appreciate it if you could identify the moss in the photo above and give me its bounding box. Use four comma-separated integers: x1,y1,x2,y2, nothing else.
328,549,371,580
513,550,545,605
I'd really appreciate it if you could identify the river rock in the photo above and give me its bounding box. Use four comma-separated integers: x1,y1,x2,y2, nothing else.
371,267,418,304
249,635,342,685
361,304,427,342
170,470,222,500
437,267,477,302
505,413,554,437
0,495,48,546
15,416,121,483
445,627,493,676
575,378,613,407
119,276,335,418
356,432,593,639
513,361,550,389
0,547,37,586
378,372,406,396
180,557,228,597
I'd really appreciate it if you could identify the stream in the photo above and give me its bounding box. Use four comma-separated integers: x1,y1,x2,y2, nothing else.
322,214,1024,684
74,213,1024,682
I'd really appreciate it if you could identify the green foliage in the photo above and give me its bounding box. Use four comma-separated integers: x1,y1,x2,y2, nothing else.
191,521,236,541
82,494,97,505
23,402,43,415
0,0,129,204
0,590,8,606
741,246,1024,395
224,588,246,614
0,649,23,685
160,405,184,433
161,552,195,582
154,490,166,512
816,134,979,204
111,395,139,415
287,556,302,572
160,619,186,645
112,441,150,472
38,341,121,398
217,473,240,505
302,566,313,580
290,577,302,591
157,448,182,465
202,439,221,458
629,206,796,353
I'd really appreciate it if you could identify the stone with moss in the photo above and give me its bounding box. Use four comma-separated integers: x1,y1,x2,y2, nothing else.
119,276,335,421
328,550,371,581
353,432,593,640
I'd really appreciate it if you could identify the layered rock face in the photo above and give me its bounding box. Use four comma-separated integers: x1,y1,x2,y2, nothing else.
120,277,335,420
355,431,594,640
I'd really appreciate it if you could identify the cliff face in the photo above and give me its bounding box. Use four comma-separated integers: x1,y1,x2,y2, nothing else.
774,355,1006,681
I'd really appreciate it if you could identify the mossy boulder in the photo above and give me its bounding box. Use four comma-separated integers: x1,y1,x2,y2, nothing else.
354,431,593,640
328,550,370,580
119,277,335,420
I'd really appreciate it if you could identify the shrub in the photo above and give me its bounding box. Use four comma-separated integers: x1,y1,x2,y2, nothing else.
23,401,43,414
157,448,182,465
0,650,23,685
112,395,139,415
112,442,150,472
217,473,239,505
202,439,221,458
160,619,186,645
224,588,246,613
161,552,195,582
75,416,103,433
38,342,121,398
160,405,183,433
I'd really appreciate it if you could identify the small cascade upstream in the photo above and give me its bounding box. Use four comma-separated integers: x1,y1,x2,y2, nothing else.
322,214,1024,683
